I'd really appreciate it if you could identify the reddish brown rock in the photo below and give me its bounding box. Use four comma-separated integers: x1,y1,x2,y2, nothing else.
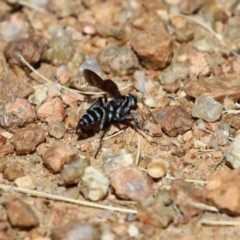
178,0,202,15
97,46,139,76
223,114,240,130
11,124,45,155
0,144,14,157
47,121,65,139
42,143,78,173
130,20,172,70
0,134,7,145
51,221,100,240
37,97,66,123
4,35,45,69
3,163,24,181
204,168,240,214
0,221,16,240
0,73,33,103
169,179,204,222
110,164,153,201
185,74,240,102
154,105,193,137
4,195,39,228
0,98,36,130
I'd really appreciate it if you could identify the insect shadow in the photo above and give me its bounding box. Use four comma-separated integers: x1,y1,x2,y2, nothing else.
76,69,156,158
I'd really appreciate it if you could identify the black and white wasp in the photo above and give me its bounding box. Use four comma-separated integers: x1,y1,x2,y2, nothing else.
77,69,153,157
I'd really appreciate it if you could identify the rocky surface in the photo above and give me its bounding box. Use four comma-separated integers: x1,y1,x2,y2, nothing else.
0,0,240,239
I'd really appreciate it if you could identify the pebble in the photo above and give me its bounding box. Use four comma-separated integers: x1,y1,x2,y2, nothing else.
0,98,36,130
4,35,45,68
0,221,16,240
175,27,194,43
42,144,78,173
56,65,72,85
154,105,193,137
159,71,179,85
80,166,109,201
169,179,203,220
51,221,100,240
127,224,139,238
130,20,172,70
133,71,154,93
42,30,74,66
1,73,33,102
3,163,25,181
0,144,14,157
58,158,90,186
62,186,80,199
1,15,29,42
147,160,168,179
11,124,45,155
47,121,65,139
185,74,240,102
78,58,103,78
102,150,135,174
28,84,49,105
172,63,189,80
37,97,66,123
14,175,36,190
194,38,214,52
97,46,139,76
189,53,210,76
4,195,39,228
110,164,153,201
0,134,6,145
225,134,240,169
192,96,223,122
223,114,240,130
204,167,240,215
179,0,202,14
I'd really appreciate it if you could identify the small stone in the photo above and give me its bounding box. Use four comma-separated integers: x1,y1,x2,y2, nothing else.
4,35,45,69
189,54,210,76
14,175,36,189
97,46,139,76
130,20,172,70
185,74,240,102
169,179,204,220
42,31,74,66
0,144,14,157
51,221,100,240
127,224,139,238
58,158,90,186
175,27,194,43
28,84,49,105
78,58,103,78
204,168,240,214
11,124,45,155
4,195,39,228
192,96,223,122
154,105,193,137
102,150,135,174
42,144,78,173
3,163,24,181
133,71,154,93
194,38,214,52
159,71,178,85
37,97,66,123
0,98,36,130
56,65,72,85
225,134,240,169
0,221,16,240
62,187,80,199
48,121,65,139
223,115,240,130
1,15,29,42
80,166,109,201
0,134,7,145
0,73,33,103
110,164,153,201
147,160,168,179
178,0,202,15
172,63,189,80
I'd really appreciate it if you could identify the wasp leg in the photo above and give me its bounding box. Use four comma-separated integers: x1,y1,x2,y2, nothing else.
129,112,152,136
94,108,107,158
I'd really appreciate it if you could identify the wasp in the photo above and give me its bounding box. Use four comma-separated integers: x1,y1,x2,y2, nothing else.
77,69,154,157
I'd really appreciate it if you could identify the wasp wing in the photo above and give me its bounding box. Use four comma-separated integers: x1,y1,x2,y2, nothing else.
83,69,121,97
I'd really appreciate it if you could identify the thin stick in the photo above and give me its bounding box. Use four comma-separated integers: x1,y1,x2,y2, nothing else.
95,129,125,142
0,184,137,214
135,135,141,165
189,202,219,212
201,219,240,226
165,175,207,185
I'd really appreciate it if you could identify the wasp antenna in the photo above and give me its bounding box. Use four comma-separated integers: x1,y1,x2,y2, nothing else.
136,97,158,124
